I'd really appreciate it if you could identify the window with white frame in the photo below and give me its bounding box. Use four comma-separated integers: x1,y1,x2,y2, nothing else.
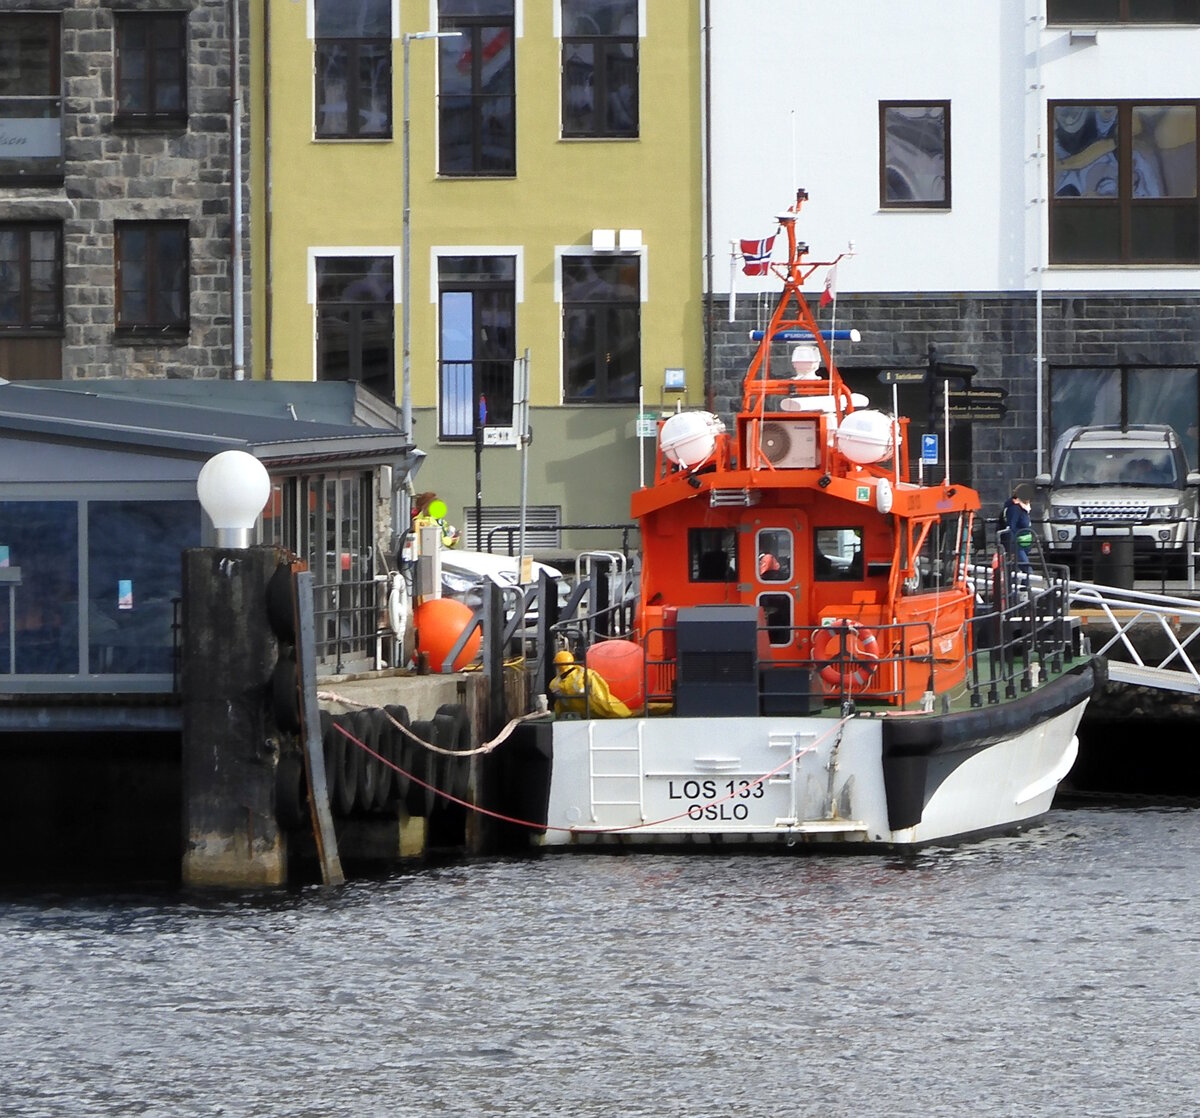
1047,0,1200,23
562,253,640,403
315,256,395,400
314,0,392,139
561,0,638,138
438,255,516,440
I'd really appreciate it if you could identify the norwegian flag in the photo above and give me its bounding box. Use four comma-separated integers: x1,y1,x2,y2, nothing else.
740,235,776,276
820,264,838,308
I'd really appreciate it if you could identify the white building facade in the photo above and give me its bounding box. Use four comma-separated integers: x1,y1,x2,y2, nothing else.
705,0,1200,503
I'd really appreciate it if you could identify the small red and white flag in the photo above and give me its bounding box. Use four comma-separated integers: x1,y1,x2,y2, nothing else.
740,235,776,276
820,264,838,308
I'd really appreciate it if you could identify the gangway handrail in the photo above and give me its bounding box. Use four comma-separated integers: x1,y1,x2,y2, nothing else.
1067,578,1200,692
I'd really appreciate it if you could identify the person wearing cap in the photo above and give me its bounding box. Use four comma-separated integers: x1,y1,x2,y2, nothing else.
1003,484,1034,575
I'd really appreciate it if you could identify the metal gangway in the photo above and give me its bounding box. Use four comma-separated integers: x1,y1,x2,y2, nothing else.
1067,579,1200,695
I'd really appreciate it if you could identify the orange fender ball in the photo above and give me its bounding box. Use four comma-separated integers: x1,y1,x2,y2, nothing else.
586,639,645,709
415,598,481,671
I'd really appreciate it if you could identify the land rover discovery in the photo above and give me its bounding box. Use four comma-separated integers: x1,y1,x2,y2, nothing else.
1035,425,1200,576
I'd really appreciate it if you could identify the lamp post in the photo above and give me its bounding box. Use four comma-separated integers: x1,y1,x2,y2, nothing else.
402,29,462,446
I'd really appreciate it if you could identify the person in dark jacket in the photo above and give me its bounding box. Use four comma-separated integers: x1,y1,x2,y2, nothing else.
1002,484,1034,574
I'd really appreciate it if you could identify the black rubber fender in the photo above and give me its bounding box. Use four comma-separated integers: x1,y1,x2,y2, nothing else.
332,711,360,816
404,718,440,818
349,709,380,813
320,709,347,816
367,707,393,810
433,703,472,802
271,651,301,733
382,704,411,804
274,751,308,831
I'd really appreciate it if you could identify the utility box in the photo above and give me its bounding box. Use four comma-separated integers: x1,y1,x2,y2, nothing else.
674,605,765,717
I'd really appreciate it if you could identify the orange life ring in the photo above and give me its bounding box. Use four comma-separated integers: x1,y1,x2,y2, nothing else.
813,622,879,690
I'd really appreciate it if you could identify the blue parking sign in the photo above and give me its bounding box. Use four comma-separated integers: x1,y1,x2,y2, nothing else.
921,434,939,463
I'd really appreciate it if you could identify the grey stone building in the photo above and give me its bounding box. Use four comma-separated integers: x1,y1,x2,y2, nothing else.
708,290,1200,511
0,0,249,383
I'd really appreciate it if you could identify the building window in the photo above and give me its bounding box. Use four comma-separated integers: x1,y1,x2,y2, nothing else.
1050,366,1199,467
1050,102,1199,264
880,101,950,209
87,500,198,675
562,254,640,403
0,224,62,332
315,0,392,139
1047,0,1200,23
316,257,395,401
0,14,63,184
438,256,516,441
438,0,515,176
561,0,638,139
115,221,189,336
114,12,187,124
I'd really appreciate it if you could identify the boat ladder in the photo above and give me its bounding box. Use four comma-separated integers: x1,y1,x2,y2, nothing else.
586,720,644,825
767,729,868,837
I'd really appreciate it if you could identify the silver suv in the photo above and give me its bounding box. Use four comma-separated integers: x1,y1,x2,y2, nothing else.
1034,425,1200,574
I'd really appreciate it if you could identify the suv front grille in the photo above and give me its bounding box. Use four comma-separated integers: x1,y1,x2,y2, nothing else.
1078,502,1150,522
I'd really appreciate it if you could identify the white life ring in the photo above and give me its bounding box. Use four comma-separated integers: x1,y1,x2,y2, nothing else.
387,572,409,645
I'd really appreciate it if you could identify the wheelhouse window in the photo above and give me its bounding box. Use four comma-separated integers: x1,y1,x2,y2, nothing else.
315,0,392,139
115,12,187,125
562,253,640,402
814,528,863,582
1050,101,1199,264
880,101,950,209
438,255,516,440
316,256,395,401
1047,0,1200,22
561,0,638,139
756,527,792,582
0,13,63,184
1050,365,1199,468
115,221,189,336
438,0,515,176
689,528,737,583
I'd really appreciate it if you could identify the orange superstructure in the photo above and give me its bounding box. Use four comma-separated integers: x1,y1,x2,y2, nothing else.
633,191,981,708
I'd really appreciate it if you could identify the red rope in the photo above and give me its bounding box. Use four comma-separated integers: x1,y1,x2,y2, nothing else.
331,716,849,836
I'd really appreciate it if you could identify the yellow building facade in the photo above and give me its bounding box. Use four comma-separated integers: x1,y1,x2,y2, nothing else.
251,1,703,549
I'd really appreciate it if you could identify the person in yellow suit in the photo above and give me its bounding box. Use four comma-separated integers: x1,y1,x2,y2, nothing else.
411,492,460,550
548,649,633,719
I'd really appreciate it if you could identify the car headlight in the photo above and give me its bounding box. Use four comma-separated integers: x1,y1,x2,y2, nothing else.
1050,504,1078,522
1148,504,1182,521
441,570,480,595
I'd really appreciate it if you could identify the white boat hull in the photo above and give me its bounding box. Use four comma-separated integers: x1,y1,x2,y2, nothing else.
530,682,1091,849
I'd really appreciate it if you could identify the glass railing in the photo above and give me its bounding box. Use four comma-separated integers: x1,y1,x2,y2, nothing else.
0,97,64,182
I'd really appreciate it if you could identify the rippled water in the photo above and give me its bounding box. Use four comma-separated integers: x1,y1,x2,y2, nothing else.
2,806,1199,1117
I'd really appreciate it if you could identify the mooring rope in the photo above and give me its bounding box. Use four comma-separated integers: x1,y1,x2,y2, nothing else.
316,689,548,758
325,711,854,836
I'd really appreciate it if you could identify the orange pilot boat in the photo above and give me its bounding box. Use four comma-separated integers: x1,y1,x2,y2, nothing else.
505,191,1098,850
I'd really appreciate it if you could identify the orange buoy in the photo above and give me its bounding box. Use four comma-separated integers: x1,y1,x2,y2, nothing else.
414,597,481,671
585,639,645,710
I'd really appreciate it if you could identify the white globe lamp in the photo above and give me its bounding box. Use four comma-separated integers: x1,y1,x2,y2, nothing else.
196,450,271,549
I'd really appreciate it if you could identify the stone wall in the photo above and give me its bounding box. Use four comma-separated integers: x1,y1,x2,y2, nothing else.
2,0,248,382
708,291,1200,509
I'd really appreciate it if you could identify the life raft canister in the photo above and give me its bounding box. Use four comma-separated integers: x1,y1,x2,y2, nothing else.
813,621,880,691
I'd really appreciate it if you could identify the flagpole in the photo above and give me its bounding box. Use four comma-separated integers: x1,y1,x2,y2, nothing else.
729,241,738,323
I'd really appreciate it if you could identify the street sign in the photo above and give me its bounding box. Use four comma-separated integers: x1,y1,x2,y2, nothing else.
932,361,978,380
921,433,939,463
636,412,658,438
948,405,1008,422
947,386,1008,406
879,368,928,385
